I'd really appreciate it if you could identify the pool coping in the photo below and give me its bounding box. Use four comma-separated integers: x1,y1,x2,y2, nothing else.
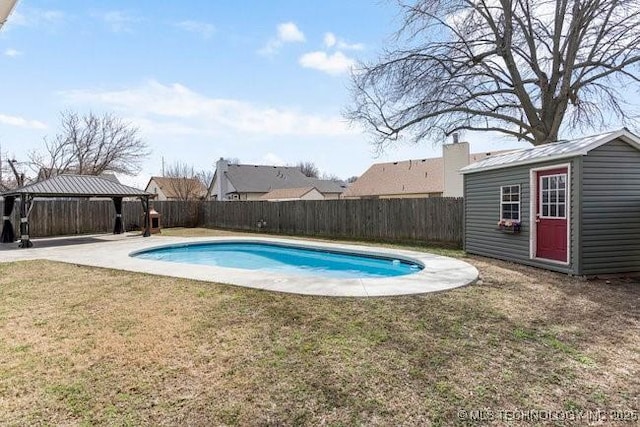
0,234,478,297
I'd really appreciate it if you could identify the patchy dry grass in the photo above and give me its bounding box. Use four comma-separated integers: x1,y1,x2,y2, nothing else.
0,231,638,426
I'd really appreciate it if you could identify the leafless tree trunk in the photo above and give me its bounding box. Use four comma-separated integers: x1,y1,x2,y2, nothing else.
0,154,25,190
29,111,149,177
348,0,640,147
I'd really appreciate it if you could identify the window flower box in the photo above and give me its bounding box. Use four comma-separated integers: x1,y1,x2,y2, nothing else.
497,219,521,234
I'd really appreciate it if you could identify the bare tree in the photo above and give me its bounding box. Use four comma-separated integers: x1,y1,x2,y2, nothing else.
164,161,207,201
321,172,342,181
29,111,149,177
0,146,11,190
346,175,359,184
296,161,320,178
348,0,640,147
196,169,214,190
0,157,26,191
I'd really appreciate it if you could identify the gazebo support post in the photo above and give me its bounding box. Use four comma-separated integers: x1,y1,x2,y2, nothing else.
1,195,16,243
141,196,151,237
18,194,33,248
113,197,124,234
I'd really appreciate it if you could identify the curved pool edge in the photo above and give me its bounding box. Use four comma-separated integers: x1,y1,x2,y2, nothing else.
126,237,478,297
128,239,428,275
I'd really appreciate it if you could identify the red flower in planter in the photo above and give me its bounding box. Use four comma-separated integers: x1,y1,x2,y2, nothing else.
497,219,521,233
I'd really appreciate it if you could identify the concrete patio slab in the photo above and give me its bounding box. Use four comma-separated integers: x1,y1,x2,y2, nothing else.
0,233,478,297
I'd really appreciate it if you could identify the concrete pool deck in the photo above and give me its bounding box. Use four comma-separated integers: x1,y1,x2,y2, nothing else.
0,233,478,297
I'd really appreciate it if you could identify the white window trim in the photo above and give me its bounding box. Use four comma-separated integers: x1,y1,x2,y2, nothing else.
499,184,521,222
538,174,568,219
529,163,571,265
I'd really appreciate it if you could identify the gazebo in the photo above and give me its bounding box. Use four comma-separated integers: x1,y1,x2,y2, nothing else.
1,174,154,248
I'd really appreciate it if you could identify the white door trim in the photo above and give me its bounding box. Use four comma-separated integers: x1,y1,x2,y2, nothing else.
529,163,571,265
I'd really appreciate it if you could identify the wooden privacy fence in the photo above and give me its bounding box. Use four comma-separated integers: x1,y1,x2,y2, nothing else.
0,198,463,246
202,198,463,246
0,199,201,238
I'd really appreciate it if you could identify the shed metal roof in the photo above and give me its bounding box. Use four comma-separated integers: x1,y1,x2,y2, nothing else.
460,129,640,174
1,174,152,198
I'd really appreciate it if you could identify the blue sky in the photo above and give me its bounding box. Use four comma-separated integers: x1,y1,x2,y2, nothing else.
0,0,532,187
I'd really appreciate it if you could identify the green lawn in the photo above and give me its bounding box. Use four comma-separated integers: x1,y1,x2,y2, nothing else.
0,230,638,426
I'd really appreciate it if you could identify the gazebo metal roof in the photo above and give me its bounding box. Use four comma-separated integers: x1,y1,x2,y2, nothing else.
2,174,152,198
1,174,154,248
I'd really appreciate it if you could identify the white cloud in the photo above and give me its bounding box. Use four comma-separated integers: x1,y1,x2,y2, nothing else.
301,32,363,75
337,40,365,51
4,48,22,57
4,7,65,30
59,80,353,138
175,20,215,39
299,51,355,75
259,21,306,55
101,11,139,33
323,32,364,51
323,32,337,48
0,113,47,129
277,22,305,42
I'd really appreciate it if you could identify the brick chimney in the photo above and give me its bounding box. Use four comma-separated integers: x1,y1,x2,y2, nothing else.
442,134,470,197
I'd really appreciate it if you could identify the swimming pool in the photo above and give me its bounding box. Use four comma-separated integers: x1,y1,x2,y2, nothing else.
131,241,424,279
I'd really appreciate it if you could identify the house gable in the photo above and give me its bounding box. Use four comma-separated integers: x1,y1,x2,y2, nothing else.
145,178,167,200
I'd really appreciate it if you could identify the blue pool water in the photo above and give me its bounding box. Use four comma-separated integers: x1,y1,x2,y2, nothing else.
132,242,423,279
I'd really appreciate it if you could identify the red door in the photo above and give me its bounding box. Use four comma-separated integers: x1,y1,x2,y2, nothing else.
536,168,568,262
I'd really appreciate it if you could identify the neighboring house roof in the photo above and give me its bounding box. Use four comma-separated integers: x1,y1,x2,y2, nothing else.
147,176,207,199
225,164,345,194
2,174,151,198
260,187,318,200
342,151,504,198
307,178,346,194
461,129,640,174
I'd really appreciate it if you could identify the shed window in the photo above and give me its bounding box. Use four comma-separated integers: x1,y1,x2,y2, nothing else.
500,185,520,221
540,174,567,218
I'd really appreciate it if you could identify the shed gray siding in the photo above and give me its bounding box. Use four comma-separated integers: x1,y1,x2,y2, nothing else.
464,159,578,274
580,140,640,275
